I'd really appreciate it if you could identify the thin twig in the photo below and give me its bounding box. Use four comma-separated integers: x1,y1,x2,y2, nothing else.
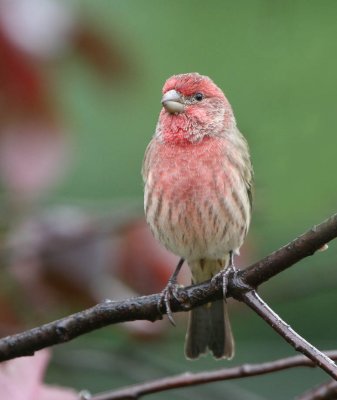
296,380,337,400
0,214,336,363
241,291,337,379
88,351,337,400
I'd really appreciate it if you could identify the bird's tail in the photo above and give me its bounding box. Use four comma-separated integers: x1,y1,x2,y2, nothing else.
185,258,234,360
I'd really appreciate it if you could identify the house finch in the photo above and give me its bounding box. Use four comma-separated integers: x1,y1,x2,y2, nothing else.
142,73,253,359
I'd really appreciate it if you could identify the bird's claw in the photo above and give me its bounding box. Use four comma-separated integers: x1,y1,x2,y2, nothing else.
158,279,182,326
212,256,237,301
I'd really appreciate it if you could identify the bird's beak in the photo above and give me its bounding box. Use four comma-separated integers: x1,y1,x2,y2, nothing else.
161,90,184,114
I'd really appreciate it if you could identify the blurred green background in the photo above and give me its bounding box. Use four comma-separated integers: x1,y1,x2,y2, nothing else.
2,0,337,399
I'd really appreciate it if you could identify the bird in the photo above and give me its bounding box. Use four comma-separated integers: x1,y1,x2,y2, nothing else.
142,72,253,359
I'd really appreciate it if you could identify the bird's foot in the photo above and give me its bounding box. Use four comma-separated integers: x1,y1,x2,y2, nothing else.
157,258,185,325
212,252,237,300
157,278,183,326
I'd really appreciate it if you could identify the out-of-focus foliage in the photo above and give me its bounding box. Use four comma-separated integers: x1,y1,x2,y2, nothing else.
0,350,77,400
1,1,337,399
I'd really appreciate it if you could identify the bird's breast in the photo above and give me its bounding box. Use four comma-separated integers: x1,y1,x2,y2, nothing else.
144,137,250,261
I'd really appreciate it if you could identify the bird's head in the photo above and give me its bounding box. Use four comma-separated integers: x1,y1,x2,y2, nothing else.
156,73,235,144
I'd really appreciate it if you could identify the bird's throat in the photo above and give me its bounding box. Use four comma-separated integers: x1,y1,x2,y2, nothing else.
158,112,203,145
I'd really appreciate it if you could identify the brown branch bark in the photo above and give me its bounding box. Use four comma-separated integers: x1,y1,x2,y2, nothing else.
0,213,335,370
241,213,337,288
297,380,337,400
89,351,337,400
241,291,337,379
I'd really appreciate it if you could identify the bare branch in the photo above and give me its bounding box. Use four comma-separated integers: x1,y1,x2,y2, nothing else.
241,213,337,288
297,380,337,400
88,351,337,400
0,295,163,362
241,291,337,379
0,213,336,366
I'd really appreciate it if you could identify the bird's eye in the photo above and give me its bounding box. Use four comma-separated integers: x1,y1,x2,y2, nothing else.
194,92,204,101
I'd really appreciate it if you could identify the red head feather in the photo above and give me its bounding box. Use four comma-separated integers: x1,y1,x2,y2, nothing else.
162,73,224,99
157,73,234,144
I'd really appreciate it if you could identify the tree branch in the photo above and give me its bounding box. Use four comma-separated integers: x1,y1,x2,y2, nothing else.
241,213,337,288
0,213,336,366
88,351,337,400
241,291,337,379
297,380,337,400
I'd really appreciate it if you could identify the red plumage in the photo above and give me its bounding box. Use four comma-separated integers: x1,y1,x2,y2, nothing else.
143,73,253,359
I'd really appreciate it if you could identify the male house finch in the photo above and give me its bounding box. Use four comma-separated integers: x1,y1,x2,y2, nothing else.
142,73,253,359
